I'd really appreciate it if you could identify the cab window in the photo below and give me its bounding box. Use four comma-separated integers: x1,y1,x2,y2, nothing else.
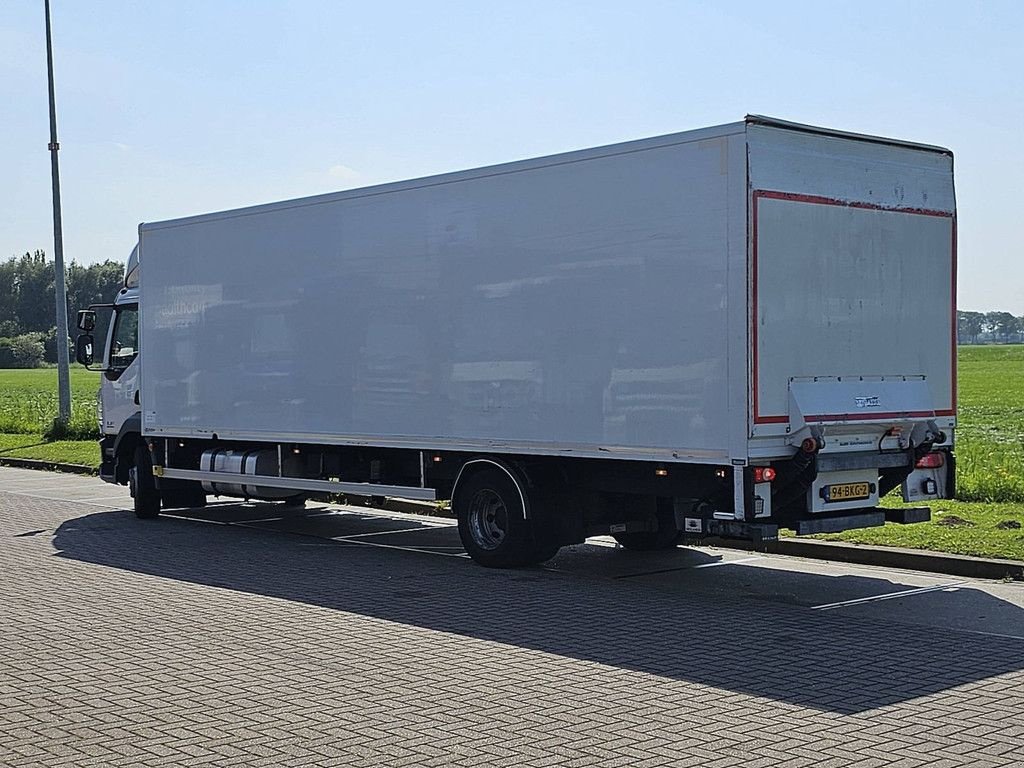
109,304,139,371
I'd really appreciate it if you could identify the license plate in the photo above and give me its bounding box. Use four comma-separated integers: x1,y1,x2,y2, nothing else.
823,482,871,503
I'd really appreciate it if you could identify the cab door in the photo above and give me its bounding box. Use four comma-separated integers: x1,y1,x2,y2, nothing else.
101,302,140,435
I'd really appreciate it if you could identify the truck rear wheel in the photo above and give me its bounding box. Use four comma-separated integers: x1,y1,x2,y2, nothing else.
531,536,561,563
455,464,546,568
130,445,161,519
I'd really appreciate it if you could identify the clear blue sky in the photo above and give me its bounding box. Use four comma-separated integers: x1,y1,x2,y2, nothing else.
2,1,1022,312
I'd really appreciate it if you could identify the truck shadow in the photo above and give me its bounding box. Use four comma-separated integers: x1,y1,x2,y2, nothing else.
52,505,1024,715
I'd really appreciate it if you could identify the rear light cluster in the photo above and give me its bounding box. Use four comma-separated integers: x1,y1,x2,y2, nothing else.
753,467,777,483
915,451,945,469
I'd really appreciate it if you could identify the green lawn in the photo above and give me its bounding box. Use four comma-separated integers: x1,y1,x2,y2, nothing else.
0,366,101,438
0,367,102,469
951,345,1024,502
820,498,1024,561
0,432,99,467
1,350,1023,559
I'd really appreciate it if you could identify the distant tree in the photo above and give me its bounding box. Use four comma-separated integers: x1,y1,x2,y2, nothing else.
12,251,55,334
66,259,125,347
66,260,125,312
1010,314,1024,343
0,258,17,332
992,312,1018,342
0,252,125,363
982,312,1001,341
41,326,74,365
957,311,985,344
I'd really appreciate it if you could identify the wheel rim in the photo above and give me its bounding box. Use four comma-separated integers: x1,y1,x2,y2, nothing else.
468,489,508,550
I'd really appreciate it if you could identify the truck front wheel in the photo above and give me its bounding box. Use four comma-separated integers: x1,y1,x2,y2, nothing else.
129,445,161,519
455,464,548,568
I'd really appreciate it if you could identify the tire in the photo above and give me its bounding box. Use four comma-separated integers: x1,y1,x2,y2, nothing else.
612,498,679,551
455,464,542,568
130,445,161,519
280,494,306,509
531,537,562,563
529,491,563,563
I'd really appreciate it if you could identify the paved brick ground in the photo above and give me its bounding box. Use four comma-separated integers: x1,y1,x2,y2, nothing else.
2,473,1024,766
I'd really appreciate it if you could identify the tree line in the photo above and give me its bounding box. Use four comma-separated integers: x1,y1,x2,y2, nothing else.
957,310,1024,345
1,250,124,368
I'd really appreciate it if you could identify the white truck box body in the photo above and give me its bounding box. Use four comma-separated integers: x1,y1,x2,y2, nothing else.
139,117,955,464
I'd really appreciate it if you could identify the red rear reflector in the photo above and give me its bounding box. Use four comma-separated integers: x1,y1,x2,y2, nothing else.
753,467,777,483
915,452,945,469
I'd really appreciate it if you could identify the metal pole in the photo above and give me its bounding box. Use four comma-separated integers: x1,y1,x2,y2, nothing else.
45,0,71,426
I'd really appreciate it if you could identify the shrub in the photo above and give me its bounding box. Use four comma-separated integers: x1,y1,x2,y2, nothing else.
42,327,71,364
0,333,46,368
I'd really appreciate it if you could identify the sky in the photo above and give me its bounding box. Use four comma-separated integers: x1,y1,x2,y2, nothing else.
2,1,1022,313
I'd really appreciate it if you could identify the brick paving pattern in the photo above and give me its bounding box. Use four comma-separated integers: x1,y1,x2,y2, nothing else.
2,478,1023,767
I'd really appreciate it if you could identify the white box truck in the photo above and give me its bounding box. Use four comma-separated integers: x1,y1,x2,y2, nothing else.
76,115,956,567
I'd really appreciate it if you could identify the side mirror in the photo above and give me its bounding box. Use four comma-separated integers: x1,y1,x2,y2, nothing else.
77,309,96,332
75,334,94,366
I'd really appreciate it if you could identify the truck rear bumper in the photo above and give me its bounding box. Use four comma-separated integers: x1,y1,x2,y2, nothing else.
681,506,930,541
792,506,930,535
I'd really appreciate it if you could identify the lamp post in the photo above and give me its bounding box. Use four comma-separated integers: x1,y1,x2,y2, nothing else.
44,0,72,428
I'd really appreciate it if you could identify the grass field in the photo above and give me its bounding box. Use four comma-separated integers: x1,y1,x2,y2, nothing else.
1,349,1023,558
0,432,100,466
822,498,1024,561
952,345,1024,502
0,367,101,439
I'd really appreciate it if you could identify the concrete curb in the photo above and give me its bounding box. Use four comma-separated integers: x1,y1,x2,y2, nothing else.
705,536,1024,581
0,456,97,476
4,462,1021,580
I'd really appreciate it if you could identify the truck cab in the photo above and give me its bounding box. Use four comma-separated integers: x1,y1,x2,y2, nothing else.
77,246,143,490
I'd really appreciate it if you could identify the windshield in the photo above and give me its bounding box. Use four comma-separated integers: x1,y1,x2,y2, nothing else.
109,304,139,370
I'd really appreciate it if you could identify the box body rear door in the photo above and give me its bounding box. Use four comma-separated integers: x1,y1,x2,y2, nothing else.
746,122,956,439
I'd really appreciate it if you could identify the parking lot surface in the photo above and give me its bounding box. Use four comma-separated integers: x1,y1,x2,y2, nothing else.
2,465,1024,767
